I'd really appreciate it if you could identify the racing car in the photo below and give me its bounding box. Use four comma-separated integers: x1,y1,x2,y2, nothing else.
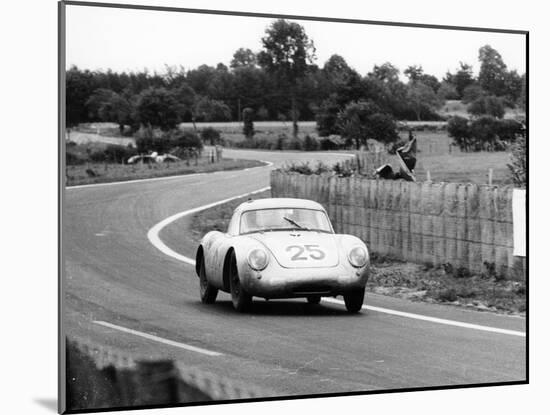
195,198,370,313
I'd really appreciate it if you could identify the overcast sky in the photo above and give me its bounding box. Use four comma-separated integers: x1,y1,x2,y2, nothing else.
66,4,526,80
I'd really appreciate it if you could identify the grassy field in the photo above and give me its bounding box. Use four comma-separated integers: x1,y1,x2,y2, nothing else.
438,100,525,120
65,157,264,187
189,191,525,315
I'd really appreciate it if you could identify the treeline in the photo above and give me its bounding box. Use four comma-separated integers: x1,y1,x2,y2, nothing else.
66,19,525,138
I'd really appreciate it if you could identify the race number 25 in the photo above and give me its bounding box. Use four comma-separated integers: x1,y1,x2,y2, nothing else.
286,244,326,261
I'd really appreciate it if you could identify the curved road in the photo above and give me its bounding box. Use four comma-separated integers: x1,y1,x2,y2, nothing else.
64,149,526,401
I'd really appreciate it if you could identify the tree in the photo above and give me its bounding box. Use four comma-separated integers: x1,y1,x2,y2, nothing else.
406,82,442,120
336,100,398,149
242,107,255,139
438,82,459,100
66,66,97,127
404,65,423,82
444,62,475,99
230,48,257,69
257,19,316,137
462,84,486,104
136,87,182,131
315,95,341,137
200,127,222,145
193,96,232,122
478,45,507,96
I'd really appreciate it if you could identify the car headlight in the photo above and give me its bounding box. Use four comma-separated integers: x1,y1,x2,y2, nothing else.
247,248,269,271
348,246,368,268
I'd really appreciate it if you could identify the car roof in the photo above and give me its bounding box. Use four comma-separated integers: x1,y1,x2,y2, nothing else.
236,197,326,213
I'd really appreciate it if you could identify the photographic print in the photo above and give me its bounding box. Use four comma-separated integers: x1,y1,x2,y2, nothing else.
59,1,527,413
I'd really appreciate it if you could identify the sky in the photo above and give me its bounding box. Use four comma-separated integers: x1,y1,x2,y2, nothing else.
65,4,527,81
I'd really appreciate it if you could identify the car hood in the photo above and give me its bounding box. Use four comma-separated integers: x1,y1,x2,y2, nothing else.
248,231,339,268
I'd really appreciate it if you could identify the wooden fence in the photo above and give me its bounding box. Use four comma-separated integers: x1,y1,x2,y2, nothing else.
271,171,524,279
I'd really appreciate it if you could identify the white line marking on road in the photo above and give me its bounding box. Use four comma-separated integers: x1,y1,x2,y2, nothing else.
147,187,271,265
321,298,525,337
94,321,223,356
66,160,273,190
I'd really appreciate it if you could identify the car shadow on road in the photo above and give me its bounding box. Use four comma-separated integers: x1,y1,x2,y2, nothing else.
198,299,362,317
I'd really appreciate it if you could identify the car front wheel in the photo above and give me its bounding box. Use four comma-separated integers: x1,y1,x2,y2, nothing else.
199,257,218,304
229,252,252,312
343,288,365,313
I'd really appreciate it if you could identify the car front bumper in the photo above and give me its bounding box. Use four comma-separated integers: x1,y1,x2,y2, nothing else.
239,262,369,299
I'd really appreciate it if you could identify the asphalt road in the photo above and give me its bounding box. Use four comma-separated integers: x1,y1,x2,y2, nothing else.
63,148,526,403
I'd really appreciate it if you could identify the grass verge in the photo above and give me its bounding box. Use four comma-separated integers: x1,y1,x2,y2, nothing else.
189,192,525,316
66,158,264,187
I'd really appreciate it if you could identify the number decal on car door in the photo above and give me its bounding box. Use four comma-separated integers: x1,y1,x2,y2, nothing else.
286,244,326,261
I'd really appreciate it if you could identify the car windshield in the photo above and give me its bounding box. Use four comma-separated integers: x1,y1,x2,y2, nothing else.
239,208,332,234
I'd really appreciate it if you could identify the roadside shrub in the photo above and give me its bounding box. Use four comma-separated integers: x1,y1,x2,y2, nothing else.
104,144,137,164
66,151,85,165
284,137,303,150
89,150,107,163
280,161,333,175
275,133,287,150
171,130,203,151
200,127,222,145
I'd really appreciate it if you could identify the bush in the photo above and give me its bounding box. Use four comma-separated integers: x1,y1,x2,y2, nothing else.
470,116,504,151
303,134,320,151
447,116,472,151
508,135,526,187
66,151,85,165
467,95,505,118
171,130,203,151
284,137,303,150
200,127,222,145
497,119,523,142
281,161,332,175
103,144,137,164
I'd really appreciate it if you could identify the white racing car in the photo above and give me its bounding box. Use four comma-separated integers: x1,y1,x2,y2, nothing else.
195,198,370,313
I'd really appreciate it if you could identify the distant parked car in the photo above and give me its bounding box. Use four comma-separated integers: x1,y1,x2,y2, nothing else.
195,198,370,313
127,153,181,164
126,154,155,164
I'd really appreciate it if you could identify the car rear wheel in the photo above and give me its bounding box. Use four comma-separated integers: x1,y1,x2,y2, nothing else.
343,288,365,313
306,295,321,305
199,257,218,304
229,252,252,312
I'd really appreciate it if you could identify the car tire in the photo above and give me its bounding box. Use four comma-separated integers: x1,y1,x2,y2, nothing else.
229,252,252,312
343,288,365,313
199,257,218,304
306,295,321,305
